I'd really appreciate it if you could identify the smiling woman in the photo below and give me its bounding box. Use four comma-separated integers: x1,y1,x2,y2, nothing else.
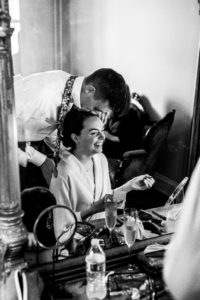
49,107,154,239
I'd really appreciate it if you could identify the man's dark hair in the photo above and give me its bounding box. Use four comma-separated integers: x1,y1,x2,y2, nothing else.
62,106,97,149
85,68,130,116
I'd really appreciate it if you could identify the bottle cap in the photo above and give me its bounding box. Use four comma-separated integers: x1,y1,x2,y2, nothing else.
91,238,100,246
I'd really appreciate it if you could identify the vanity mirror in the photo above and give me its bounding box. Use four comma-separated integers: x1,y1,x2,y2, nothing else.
10,0,200,198
33,205,77,250
1,0,200,286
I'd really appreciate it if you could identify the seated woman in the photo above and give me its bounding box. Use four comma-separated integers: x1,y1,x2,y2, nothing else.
50,107,155,237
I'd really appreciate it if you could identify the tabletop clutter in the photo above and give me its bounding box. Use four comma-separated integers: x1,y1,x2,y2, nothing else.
48,205,179,299
71,204,181,256
80,205,180,299
82,237,170,300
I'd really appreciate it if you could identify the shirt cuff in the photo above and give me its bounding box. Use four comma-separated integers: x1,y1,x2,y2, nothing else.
18,148,28,167
26,144,47,166
75,212,82,222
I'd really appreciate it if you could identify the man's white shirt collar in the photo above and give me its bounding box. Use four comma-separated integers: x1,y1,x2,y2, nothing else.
72,76,84,108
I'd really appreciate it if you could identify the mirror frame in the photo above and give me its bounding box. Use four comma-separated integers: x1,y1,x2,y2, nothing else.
33,204,77,250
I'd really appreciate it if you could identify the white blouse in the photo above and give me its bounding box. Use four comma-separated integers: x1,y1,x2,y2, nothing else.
50,151,112,237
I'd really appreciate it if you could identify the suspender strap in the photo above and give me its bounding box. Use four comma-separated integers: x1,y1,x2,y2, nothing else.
54,75,78,167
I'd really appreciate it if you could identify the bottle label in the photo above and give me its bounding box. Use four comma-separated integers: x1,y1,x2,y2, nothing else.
89,262,104,272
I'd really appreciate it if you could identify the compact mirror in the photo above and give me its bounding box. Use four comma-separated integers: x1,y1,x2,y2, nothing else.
33,205,77,250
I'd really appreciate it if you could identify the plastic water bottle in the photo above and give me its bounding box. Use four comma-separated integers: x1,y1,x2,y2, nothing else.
85,238,106,300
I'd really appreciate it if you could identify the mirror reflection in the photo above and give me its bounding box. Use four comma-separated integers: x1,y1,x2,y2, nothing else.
31,204,150,255
1,3,200,300
31,200,181,258
8,1,200,257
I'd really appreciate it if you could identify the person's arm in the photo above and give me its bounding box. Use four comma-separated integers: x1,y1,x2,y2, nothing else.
104,131,120,142
50,174,80,239
114,174,155,194
40,158,57,186
26,144,47,166
40,134,66,185
18,142,57,186
18,143,46,167
18,148,28,167
80,198,105,220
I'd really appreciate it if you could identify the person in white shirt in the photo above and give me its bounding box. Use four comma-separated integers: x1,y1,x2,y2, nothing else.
15,68,130,185
49,107,155,238
163,157,200,300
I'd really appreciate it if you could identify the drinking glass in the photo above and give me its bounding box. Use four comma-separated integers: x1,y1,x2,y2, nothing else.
175,188,184,204
164,189,184,233
123,208,138,271
104,195,117,247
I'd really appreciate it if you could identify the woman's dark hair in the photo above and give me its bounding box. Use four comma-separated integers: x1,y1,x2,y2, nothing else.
21,186,56,246
85,68,131,116
62,106,97,149
21,186,56,232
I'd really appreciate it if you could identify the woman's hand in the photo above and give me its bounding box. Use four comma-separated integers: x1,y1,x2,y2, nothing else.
123,174,155,193
92,110,110,125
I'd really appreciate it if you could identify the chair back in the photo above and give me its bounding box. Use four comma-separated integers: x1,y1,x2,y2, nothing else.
144,109,175,153
121,109,176,183
141,109,175,173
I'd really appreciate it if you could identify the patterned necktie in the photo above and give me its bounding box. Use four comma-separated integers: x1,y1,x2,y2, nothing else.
54,75,78,167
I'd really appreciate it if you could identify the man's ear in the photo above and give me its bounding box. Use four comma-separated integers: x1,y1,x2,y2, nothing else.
71,133,78,144
85,85,96,95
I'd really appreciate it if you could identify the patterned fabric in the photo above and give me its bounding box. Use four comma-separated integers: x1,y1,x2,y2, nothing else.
54,75,78,167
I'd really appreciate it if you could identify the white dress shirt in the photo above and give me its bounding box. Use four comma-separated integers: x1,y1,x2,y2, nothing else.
15,70,84,166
